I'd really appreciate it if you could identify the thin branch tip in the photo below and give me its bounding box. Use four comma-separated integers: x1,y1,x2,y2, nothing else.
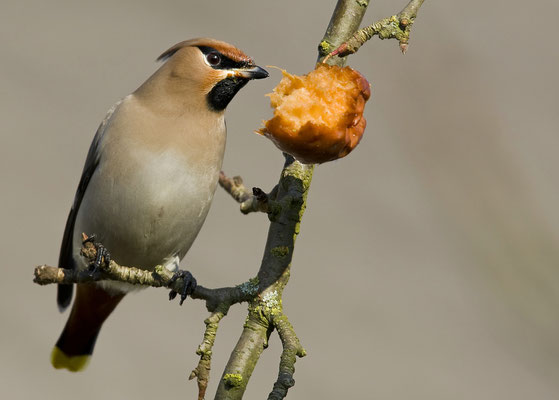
400,42,409,54
190,310,227,400
219,171,274,215
323,0,426,60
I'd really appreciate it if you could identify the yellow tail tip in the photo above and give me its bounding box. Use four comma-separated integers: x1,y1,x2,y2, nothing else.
51,347,90,372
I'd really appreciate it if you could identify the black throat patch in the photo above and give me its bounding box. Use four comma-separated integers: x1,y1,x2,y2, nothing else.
207,77,249,112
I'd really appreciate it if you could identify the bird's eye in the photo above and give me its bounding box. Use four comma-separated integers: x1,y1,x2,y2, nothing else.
206,52,221,66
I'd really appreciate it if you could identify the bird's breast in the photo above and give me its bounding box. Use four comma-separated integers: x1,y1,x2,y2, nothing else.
74,97,226,271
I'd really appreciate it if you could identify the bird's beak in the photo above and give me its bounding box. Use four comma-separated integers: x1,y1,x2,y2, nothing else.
235,65,269,80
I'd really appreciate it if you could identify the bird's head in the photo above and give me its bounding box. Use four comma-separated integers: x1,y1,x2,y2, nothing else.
151,38,268,112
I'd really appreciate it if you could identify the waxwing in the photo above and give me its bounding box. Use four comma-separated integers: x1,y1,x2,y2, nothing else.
51,38,268,372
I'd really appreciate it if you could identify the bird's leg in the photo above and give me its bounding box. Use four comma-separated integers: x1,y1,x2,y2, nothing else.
81,233,111,276
168,270,197,306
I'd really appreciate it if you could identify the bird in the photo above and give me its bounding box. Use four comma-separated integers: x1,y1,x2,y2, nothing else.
51,38,268,372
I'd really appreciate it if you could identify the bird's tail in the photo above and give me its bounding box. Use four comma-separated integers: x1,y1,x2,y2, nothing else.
52,284,124,372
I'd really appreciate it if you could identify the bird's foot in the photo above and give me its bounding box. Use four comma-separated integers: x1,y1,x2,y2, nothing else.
81,233,111,275
168,270,197,306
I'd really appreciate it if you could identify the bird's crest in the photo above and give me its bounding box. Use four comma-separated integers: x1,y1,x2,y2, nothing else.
157,38,253,65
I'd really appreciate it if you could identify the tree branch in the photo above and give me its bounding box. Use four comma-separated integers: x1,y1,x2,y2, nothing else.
214,155,315,399
323,0,426,62
190,308,229,400
219,171,278,215
214,0,371,397
34,1,427,398
317,0,370,65
268,311,306,400
34,241,256,312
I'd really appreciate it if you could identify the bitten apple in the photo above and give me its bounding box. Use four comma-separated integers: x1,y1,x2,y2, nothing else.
259,64,370,164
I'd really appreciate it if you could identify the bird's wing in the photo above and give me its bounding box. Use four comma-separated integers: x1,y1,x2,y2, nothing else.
57,100,122,312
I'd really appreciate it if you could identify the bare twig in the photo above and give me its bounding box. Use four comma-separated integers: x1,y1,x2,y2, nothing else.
323,0,426,62
219,171,278,215
190,308,228,400
34,241,257,313
218,172,251,203
268,312,306,400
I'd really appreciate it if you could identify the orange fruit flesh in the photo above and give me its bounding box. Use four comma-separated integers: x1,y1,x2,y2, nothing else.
260,64,370,164
268,67,354,134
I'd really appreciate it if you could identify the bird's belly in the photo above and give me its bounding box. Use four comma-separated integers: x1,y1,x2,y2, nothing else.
74,148,220,273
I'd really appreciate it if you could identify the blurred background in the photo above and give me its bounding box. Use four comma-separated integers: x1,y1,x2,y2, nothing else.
1,0,558,398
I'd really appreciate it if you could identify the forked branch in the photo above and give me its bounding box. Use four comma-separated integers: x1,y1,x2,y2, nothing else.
323,0,426,62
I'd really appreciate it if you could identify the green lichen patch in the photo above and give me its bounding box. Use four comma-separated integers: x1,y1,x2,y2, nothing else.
223,373,243,387
319,40,332,55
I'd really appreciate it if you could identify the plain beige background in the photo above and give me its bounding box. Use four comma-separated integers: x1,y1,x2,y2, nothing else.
1,0,558,399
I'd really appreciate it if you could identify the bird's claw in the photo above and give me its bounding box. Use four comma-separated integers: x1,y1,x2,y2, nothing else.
82,233,111,275
168,270,197,305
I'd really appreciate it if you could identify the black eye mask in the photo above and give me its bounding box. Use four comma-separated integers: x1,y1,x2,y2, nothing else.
197,46,251,70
